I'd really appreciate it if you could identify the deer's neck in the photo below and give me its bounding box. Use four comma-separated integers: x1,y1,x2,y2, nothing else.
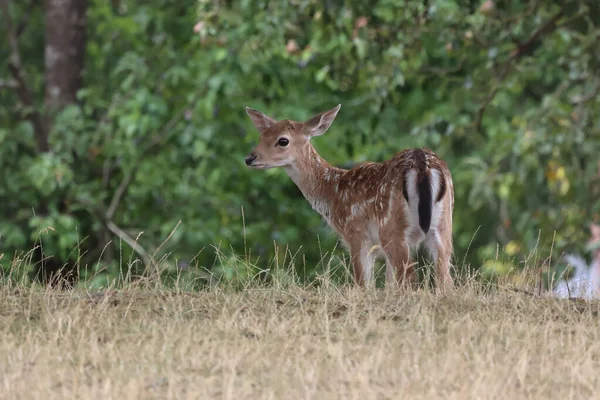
284,144,344,220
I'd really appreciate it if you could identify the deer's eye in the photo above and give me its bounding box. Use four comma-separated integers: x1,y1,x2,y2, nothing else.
277,138,289,147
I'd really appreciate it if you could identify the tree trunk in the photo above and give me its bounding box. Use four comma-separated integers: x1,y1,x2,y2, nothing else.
35,0,87,286
43,0,87,137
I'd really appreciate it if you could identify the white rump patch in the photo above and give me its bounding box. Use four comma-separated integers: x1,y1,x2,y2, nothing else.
429,169,444,232
430,169,442,202
403,170,426,247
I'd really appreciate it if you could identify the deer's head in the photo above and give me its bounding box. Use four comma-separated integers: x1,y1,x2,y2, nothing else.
244,105,341,169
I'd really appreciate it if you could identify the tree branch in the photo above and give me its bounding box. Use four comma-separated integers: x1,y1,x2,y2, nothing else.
105,92,204,220
473,65,511,132
0,0,49,152
79,78,207,274
473,9,565,132
419,57,466,77
106,164,140,220
571,84,600,105
105,220,154,272
76,197,156,273
508,9,564,61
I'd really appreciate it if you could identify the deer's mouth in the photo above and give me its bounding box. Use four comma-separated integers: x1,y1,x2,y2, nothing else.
247,163,271,169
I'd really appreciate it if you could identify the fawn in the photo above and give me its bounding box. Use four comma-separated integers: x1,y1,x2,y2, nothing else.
244,104,454,290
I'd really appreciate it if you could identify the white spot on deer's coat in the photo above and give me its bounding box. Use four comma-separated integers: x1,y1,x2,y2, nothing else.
343,214,353,225
351,202,364,217
381,195,395,226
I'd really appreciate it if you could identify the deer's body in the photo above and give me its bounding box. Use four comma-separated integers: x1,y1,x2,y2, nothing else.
244,105,454,289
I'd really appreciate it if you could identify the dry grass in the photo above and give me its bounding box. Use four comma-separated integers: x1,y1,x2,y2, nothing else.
1,279,600,399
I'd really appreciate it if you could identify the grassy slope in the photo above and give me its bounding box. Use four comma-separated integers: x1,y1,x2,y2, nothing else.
1,281,599,399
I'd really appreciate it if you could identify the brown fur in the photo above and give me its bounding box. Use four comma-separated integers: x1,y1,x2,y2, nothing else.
244,105,454,290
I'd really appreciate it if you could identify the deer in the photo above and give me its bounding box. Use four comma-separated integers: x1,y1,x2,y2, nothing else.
244,104,454,291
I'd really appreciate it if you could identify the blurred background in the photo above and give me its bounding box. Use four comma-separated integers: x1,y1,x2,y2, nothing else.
0,0,599,288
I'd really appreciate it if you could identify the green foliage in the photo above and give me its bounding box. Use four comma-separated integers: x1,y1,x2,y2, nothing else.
1,0,599,287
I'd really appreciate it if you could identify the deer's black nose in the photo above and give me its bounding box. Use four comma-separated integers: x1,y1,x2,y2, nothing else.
245,153,257,166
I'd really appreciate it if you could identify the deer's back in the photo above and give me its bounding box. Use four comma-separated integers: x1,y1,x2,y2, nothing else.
336,148,449,195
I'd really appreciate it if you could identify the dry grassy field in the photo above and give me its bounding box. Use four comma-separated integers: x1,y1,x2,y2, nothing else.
1,279,600,399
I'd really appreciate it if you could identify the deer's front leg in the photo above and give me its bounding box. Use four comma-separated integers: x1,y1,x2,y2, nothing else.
349,240,375,287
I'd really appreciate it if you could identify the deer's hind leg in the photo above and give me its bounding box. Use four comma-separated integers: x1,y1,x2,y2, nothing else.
425,231,454,292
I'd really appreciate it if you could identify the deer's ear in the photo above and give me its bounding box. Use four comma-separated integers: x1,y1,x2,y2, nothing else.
245,107,277,133
305,104,341,138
